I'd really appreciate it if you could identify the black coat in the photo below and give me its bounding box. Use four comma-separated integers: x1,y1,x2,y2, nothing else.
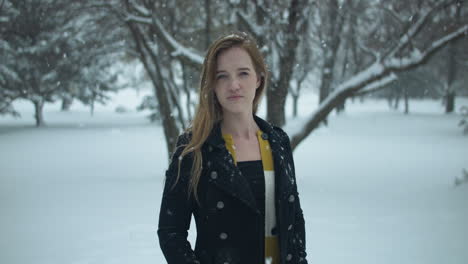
158,116,308,264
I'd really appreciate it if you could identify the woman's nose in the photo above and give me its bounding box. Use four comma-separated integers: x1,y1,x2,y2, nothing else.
229,78,241,91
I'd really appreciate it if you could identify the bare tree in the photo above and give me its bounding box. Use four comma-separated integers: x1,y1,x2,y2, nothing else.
289,0,468,150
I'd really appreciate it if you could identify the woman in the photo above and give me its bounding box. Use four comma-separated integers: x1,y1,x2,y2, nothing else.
158,32,308,264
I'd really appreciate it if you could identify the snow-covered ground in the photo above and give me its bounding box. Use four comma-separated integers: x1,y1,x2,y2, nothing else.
1,90,467,264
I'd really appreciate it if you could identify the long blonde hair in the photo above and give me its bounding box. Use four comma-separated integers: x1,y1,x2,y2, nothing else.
176,32,268,202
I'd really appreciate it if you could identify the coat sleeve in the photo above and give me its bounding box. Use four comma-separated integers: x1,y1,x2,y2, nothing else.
157,134,200,264
282,129,308,264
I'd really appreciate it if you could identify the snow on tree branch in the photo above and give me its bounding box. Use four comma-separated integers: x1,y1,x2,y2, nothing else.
384,25,468,69
384,0,458,60
0,65,20,82
289,21,468,150
236,10,264,38
125,14,152,25
358,73,398,95
149,14,204,66
128,0,150,16
124,8,203,67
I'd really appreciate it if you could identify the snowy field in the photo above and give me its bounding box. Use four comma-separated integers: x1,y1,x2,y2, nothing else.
1,89,467,264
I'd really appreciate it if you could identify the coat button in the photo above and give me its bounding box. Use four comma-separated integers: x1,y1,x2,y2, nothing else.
288,224,293,231
261,133,269,140
208,145,213,152
216,201,224,209
286,253,292,261
211,171,218,180
219,232,228,240
271,226,278,235
288,194,295,203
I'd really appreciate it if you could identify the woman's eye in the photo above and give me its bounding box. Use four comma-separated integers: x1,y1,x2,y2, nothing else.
216,75,227,80
240,72,249,76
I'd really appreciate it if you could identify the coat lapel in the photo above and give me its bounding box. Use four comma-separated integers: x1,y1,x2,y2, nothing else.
206,123,259,214
254,116,294,202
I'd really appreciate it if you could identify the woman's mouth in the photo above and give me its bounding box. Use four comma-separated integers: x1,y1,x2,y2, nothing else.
227,95,243,100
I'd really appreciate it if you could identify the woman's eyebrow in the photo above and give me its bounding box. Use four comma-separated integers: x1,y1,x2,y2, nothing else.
216,67,251,74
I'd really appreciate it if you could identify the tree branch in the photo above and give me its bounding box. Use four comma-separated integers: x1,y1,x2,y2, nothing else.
149,13,203,67
354,73,397,96
290,23,468,150
382,0,457,60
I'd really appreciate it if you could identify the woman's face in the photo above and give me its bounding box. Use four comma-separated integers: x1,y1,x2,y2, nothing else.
214,46,260,117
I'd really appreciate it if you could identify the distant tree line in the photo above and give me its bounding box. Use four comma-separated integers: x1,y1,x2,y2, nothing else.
0,0,125,126
1,0,466,157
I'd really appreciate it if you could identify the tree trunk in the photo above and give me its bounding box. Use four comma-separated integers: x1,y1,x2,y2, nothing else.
292,94,298,117
181,63,192,121
90,100,95,116
404,87,409,114
444,1,460,113
444,41,456,113
394,90,400,110
336,35,350,115
319,66,333,104
126,21,180,157
445,91,455,113
318,0,346,120
387,96,393,109
61,97,73,111
267,81,287,126
267,0,307,127
33,99,45,127
167,80,187,130
90,93,95,116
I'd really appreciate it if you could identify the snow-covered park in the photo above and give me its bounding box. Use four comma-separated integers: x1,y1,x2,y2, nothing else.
1,89,467,264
